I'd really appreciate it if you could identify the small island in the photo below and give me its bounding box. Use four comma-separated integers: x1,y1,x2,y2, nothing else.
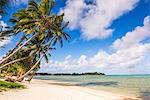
35,72,105,76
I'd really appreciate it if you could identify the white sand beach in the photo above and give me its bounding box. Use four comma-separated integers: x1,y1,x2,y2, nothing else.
0,79,138,100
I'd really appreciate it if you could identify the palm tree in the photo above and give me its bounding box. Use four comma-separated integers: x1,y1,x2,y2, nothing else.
1,21,70,82
0,0,70,66
16,35,56,81
0,47,32,69
0,48,35,82
0,57,28,69
0,28,14,46
0,0,17,45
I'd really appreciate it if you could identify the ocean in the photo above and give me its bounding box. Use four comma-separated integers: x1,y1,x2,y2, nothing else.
34,74,150,99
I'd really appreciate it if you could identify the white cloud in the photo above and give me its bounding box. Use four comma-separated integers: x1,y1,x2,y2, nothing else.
13,0,29,5
77,55,88,67
0,15,11,47
61,0,139,40
113,16,150,50
65,55,72,60
0,15,8,30
145,63,150,67
0,37,11,47
41,44,150,71
0,0,29,47
60,0,86,29
0,21,8,30
39,16,150,74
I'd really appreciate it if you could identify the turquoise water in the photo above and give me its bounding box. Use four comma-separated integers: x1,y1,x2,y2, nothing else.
34,75,150,99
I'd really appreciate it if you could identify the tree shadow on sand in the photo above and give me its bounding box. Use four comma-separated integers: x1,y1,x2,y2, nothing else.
75,81,119,87
138,90,150,100
48,81,119,87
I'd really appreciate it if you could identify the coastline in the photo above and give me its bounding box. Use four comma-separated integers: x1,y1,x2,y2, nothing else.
0,79,139,100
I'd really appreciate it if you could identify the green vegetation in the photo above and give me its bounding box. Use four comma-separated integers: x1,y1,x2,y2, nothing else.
0,48,39,82
0,80,24,91
0,0,16,41
36,72,105,76
0,0,70,82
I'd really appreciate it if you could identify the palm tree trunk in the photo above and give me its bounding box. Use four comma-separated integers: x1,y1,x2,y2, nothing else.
0,57,28,69
25,71,36,82
0,35,35,64
16,55,44,81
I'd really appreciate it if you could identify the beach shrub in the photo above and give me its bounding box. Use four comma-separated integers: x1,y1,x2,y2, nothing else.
0,80,24,89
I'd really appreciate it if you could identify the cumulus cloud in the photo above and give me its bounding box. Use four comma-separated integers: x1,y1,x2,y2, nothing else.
0,21,8,30
39,16,150,73
0,16,11,47
0,0,29,47
61,0,139,40
113,16,150,50
0,15,8,31
13,0,29,5
0,37,11,47
40,44,150,72
60,0,86,29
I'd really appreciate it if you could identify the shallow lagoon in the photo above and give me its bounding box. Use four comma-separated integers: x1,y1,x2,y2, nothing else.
34,75,150,99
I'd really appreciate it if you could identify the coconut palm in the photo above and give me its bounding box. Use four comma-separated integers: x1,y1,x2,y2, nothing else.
0,48,36,81
16,35,56,81
0,0,70,66
0,0,17,45
0,20,14,42
0,47,32,69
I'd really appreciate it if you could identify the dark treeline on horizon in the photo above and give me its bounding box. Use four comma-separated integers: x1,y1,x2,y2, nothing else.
35,72,105,76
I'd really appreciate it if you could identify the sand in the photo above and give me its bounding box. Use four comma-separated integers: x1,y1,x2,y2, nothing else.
0,79,138,100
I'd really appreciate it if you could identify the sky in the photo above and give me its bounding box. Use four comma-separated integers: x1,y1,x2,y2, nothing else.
0,0,150,75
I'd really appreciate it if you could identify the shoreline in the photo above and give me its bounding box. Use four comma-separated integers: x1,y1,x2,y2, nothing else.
0,79,139,100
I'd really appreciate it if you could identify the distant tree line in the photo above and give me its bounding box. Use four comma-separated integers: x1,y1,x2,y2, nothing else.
35,72,105,76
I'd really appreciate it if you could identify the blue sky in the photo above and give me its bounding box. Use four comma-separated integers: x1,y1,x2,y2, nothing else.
0,0,150,75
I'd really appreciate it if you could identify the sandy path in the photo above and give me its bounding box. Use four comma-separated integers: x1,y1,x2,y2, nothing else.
0,79,137,100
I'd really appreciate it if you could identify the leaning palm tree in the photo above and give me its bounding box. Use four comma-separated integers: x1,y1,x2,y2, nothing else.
0,0,70,65
16,35,56,81
17,14,70,81
0,48,35,82
0,27,14,44
0,0,17,45
0,47,32,69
